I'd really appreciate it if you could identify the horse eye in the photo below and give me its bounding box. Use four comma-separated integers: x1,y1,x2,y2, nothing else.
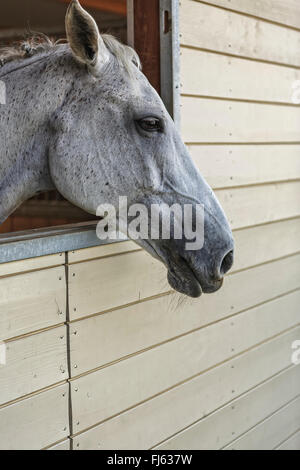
137,117,163,133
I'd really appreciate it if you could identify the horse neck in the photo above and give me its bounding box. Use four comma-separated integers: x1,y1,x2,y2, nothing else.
0,49,77,220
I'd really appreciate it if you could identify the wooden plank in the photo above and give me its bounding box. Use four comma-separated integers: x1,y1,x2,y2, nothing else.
215,182,300,229
0,326,68,405
233,218,300,271
276,430,300,450
68,240,139,264
0,384,69,450
68,250,167,320
188,144,300,188
224,395,300,449
0,266,66,341
71,328,300,449
70,279,300,376
48,439,71,450
69,224,300,324
71,293,300,432
181,97,300,143
197,0,300,30
0,253,64,278
156,365,300,449
132,0,161,93
181,48,300,103
69,253,300,374
180,1,300,66
183,50,300,104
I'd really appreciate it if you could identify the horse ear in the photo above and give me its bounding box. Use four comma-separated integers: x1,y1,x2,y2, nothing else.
65,0,109,72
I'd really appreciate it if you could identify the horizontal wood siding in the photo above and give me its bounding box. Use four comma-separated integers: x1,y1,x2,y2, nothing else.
0,254,69,449
0,384,69,450
224,395,300,449
180,1,300,66
159,0,300,450
0,265,66,341
156,365,300,449
195,0,300,30
181,48,300,104
71,328,300,449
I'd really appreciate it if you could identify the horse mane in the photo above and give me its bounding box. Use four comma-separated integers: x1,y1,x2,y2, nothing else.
0,33,141,77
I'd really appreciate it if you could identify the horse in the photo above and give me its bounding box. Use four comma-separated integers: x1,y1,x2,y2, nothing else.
0,0,234,298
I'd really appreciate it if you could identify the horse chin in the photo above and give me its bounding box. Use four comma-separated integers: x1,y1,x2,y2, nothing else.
167,259,224,298
167,269,202,298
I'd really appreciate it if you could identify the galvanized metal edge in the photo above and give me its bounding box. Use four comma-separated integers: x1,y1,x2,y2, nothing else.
0,223,127,264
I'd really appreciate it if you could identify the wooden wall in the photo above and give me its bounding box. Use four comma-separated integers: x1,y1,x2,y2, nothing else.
0,0,300,450
172,0,300,449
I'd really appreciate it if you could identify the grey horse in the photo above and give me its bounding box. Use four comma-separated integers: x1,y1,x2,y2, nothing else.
0,0,234,297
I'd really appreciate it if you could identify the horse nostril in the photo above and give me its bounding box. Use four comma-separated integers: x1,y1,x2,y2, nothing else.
220,249,234,276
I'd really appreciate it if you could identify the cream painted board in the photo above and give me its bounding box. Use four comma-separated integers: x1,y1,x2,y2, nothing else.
233,218,300,271
156,365,300,449
68,250,167,320
48,439,71,450
180,1,300,66
197,0,300,30
0,253,64,278
225,395,300,449
71,294,300,431
68,240,139,264
0,325,68,405
71,328,300,450
276,430,300,450
70,284,300,376
181,97,300,143
189,144,300,189
0,266,66,341
69,246,300,325
215,182,300,229
0,384,69,450
181,48,300,103
69,253,300,372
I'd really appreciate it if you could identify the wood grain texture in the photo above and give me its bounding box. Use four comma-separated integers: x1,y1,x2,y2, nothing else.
233,218,300,271
180,1,300,66
276,430,300,450
0,253,64,277
68,250,167,320
68,240,139,264
47,439,71,450
0,384,69,450
71,328,300,449
69,270,300,375
0,326,68,405
180,47,300,103
224,395,300,449
70,293,300,432
188,144,300,188
196,0,300,30
133,0,160,93
156,365,300,449
69,253,300,375
181,97,300,143
215,182,300,229
0,266,66,341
